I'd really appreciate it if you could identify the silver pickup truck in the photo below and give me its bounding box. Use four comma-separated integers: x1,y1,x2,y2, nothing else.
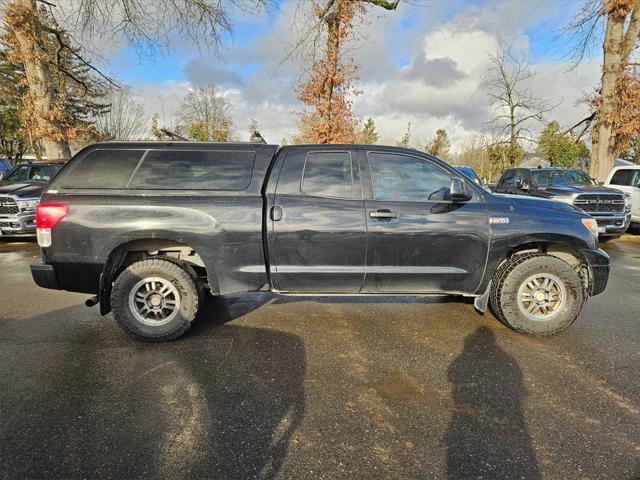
0,162,64,236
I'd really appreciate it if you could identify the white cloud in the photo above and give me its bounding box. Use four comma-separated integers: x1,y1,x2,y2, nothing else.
114,0,600,152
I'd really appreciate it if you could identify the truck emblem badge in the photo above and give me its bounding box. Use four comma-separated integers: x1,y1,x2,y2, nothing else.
490,217,510,225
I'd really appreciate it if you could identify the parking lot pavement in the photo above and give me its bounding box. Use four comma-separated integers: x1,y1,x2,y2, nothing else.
0,239,638,479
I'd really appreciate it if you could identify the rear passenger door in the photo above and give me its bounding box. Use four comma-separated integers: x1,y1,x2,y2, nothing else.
271,149,367,292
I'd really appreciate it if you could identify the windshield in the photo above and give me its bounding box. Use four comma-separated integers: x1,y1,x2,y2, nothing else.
4,164,62,183
456,167,480,182
531,170,594,186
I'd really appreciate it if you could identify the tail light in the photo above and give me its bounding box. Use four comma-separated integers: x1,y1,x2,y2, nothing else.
36,203,68,247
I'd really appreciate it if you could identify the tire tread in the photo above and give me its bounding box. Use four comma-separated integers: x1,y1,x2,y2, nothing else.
111,258,199,342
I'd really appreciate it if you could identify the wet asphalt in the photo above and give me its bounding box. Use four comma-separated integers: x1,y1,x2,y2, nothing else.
0,238,638,480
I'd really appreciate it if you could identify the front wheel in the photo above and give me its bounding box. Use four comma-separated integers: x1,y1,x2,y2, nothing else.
490,253,585,336
111,258,200,341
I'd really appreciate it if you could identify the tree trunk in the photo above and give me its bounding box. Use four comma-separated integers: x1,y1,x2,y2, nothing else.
319,5,342,143
590,10,625,180
11,0,71,161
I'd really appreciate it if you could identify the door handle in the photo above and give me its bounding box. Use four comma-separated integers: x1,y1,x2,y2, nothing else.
271,206,283,221
369,209,399,220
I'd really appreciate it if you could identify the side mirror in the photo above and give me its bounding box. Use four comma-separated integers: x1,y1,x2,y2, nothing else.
450,177,472,202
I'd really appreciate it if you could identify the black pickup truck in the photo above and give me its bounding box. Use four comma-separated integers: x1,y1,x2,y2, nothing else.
31,142,610,341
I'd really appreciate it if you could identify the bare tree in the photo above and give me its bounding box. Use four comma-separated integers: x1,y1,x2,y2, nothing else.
95,89,144,141
565,0,640,180
2,0,268,160
179,84,233,141
483,45,554,166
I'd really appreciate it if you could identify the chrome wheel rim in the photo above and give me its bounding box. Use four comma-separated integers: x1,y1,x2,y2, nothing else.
517,273,566,321
128,277,180,326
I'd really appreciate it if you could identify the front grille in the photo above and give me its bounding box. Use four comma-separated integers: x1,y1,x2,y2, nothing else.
574,194,625,214
0,196,19,215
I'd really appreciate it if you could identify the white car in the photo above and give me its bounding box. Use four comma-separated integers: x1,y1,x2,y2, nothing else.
604,165,640,228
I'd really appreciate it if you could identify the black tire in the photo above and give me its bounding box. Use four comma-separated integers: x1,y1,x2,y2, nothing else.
111,258,199,341
490,253,585,336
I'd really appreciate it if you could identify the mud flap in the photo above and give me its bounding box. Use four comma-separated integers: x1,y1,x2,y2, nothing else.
474,281,491,314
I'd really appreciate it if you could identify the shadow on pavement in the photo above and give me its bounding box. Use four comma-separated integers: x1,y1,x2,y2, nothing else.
0,304,306,479
445,326,541,479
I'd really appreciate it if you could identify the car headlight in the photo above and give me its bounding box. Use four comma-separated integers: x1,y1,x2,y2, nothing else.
625,193,632,212
581,218,599,237
16,199,39,211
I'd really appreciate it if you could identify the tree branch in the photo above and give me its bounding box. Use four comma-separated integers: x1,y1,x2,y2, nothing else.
363,0,400,10
562,112,596,136
43,25,120,90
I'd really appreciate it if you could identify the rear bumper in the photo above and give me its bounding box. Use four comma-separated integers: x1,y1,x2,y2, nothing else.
30,264,61,290
582,248,610,296
0,212,36,235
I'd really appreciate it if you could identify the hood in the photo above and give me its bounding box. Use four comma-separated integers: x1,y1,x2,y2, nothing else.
493,193,580,214
535,184,623,196
0,181,46,198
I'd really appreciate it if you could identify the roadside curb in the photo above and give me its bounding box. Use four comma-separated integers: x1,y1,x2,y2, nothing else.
619,234,640,242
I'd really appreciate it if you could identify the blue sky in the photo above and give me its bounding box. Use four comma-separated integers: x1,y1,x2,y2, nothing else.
112,1,585,85
102,0,602,147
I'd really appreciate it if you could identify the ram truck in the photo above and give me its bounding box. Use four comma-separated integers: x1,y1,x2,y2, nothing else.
0,161,64,236
30,142,610,341
494,167,631,240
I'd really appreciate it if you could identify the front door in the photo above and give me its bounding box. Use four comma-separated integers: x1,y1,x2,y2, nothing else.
271,149,367,292
361,151,490,294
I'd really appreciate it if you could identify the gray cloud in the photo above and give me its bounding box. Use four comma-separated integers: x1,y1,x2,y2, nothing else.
402,56,467,87
184,60,245,87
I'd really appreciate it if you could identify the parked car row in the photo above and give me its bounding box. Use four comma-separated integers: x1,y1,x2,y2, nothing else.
1,154,638,242
0,161,65,237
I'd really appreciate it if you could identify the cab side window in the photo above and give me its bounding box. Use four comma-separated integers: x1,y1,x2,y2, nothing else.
368,152,452,202
5,165,29,182
499,170,517,189
301,152,354,199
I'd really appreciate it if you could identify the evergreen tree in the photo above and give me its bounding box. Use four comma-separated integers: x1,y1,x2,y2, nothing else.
426,128,451,160
396,122,412,147
536,121,590,168
0,50,28,162
358,117,379,144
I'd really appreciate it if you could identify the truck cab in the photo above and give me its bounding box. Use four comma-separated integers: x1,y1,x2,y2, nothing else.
31,142,610,341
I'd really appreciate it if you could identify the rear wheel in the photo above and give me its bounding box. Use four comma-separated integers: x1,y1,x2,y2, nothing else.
490,253,585,336
111,258,199,341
